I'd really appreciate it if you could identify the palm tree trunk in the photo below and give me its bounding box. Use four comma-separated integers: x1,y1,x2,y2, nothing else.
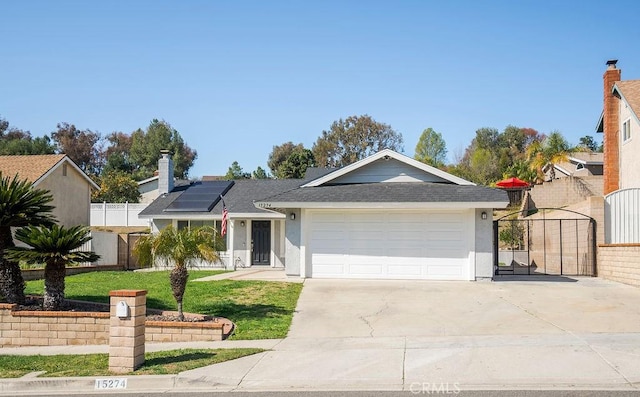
43,261,65,311
169,265,188,321
0,227,26,304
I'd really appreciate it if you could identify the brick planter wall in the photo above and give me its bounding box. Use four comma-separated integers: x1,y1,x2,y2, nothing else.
146,320,227,342
0,303,110,346
598,244,640,286
0,304,228,347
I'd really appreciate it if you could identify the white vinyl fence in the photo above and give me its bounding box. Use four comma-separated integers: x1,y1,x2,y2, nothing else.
90,202,149,227
605,188,640,244
75,231,119,266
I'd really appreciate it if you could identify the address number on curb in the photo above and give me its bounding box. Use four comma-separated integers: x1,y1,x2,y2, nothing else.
95,378,128,389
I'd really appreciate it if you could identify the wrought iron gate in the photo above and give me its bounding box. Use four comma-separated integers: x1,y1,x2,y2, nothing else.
493,208,596,276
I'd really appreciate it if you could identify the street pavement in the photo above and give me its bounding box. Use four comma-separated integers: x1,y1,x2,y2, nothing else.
1,275,640,394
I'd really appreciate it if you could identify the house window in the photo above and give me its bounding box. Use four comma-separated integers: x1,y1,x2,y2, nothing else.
576,163,584,171
175,219,226,250
623,119,631,142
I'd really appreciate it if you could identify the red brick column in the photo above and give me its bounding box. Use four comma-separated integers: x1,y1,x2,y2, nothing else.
108,290,147,373
603,62,621,195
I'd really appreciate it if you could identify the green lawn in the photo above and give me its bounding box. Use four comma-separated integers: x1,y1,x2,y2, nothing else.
24,270,303,340
0,348,264,378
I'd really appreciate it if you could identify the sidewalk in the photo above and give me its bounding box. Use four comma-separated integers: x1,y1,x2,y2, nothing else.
0,339,282,356
2,334,639,394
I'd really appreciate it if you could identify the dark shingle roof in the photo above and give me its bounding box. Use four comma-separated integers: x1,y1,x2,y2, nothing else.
140,177,508,218
256,183,508,204
139,179,303,218
304,167,336,180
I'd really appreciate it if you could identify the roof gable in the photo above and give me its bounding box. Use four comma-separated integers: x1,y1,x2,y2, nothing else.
0,154,66,183
613,80,640,127
0,154,99,190
303,149,474,187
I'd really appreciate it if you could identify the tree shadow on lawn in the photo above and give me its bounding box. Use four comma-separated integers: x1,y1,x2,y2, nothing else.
190,301,290,321
143,351,216,367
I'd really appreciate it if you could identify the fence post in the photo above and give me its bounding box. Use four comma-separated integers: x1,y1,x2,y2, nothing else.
102,202,107,227
125,201,129,227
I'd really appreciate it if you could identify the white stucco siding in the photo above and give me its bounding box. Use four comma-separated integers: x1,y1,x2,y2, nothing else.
619,102,640,189
304,209,475,280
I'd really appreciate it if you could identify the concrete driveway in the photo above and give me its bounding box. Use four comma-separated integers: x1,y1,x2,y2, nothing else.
288,277,640,338
213,277,640,391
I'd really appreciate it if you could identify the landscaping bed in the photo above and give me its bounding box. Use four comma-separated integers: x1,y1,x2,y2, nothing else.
22,270,303,340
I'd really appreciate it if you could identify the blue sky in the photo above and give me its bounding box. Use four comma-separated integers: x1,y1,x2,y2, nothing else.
2,1,640,178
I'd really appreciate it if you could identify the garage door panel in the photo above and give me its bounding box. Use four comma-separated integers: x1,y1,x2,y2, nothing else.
388,264,422,275
427,264,464,276
313,263,345,275
349,264,384,275
350,230,385,241
309,210,471,280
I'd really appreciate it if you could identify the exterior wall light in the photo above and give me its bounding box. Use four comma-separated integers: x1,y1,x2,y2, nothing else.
290,213,296,220
481,211,488,220
240,221,245,227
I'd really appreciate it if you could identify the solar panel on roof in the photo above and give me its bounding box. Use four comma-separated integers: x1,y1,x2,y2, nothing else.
164,181,234,212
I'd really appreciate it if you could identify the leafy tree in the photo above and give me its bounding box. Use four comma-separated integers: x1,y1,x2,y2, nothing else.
7,225,98,310
499,220,526,250
133,226,221,320
312,115,403,167
252,166,269,179
578,135,601,152
278,148,316,179
51,122,103,176
0,117,55,155
102,132,134,174
268,142,304,176
450,126,545,185
0,173,56,304
452,128,502,184
92,171,141,203
414,128,447,167
129,120,197,180
224,161,250,180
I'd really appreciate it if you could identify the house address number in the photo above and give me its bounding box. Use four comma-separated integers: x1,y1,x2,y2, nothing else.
95,378,127,389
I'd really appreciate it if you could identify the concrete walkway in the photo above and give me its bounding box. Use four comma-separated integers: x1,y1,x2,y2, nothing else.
2,277,640,394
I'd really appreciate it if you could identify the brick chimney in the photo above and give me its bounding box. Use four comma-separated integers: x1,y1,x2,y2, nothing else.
603,59,621,195
158,150,174,195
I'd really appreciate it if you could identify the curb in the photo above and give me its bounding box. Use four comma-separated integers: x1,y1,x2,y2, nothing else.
0,374,239,395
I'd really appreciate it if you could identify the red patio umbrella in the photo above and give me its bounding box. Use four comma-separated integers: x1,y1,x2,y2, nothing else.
496,177,529,188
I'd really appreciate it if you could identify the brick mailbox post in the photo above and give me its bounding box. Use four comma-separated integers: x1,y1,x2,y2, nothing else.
109,290,147,373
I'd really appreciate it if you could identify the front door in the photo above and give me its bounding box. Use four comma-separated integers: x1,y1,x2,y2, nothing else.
251,220,271,266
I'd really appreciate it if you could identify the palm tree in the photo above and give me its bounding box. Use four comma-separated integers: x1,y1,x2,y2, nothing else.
0,172,56,304
6,225,99,310
526,131,572,183
133,226,221,320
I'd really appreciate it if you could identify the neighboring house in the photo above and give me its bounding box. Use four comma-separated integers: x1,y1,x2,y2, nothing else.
138,178,191,204
140,149,508,281
543,152,603,181
595,59,640,286
0,154,99,227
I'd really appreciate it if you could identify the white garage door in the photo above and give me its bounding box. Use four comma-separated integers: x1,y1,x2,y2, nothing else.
308,210,472,280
